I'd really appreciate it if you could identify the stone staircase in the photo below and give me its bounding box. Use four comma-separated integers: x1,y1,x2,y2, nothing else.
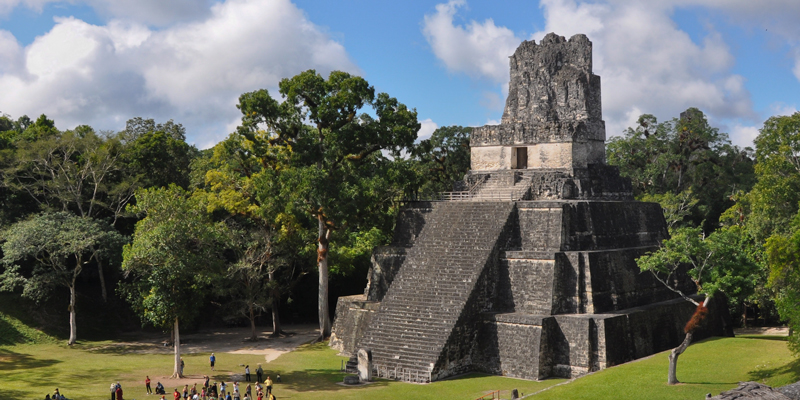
349,202,515,382
471,173,531,201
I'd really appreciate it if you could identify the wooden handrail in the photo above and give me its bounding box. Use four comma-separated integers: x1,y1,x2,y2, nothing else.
475,389,501,400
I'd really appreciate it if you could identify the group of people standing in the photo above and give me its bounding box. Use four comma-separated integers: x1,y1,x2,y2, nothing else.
133,356,279,400
156,375,276,400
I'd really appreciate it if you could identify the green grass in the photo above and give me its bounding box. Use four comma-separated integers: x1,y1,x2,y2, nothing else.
0,335,797,400
0,308,57,346
534,336,800,400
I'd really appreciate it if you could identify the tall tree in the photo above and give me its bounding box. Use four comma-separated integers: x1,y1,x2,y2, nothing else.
121,117,198,189
2,124,133,301
412,125,472,197
201,131,305,337
755,111,800,353
637,226,757,384
235,70,419,339
0,211,124,345
607,109,755,232
765,211,800,354
746,112,800,241
121,185,227,378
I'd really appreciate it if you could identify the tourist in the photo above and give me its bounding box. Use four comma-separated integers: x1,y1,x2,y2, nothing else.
181,357,186,375
191,383,197,397
173,388,180,400
256,364,263,383
210,353,216,371
116,384,124,400
244,365,250,382
232,389,240,400
245,384,251,399
200,387,206,400
156,382,166,395
110,382,118,400
146,376,153,395
203,375,210,389
254,382,262,393
45,394,50,400
219,381,227,398
242,393,251,400
264,376,272,395
183,384,189,399
225,393,232,400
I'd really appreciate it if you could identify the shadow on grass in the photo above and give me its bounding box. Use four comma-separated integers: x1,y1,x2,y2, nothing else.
0,348,61,371
82,343,158,355
748,357,800,383
0,389,33,399
736,335,789,342
276,369,389,392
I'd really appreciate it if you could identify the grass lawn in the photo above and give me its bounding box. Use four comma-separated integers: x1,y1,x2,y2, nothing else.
1,318,798,400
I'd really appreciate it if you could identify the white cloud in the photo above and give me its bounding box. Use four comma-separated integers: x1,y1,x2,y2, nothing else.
417,118,438,142
769,102,798,117
421,0,520,83
86,0,212,26
0,0,212,26
0,0,358,148
729,124,760,148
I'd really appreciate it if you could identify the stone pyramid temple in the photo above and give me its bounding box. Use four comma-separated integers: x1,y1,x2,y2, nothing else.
330,33,730,383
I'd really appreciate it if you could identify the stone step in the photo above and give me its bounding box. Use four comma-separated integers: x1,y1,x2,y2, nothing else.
352,201,515,382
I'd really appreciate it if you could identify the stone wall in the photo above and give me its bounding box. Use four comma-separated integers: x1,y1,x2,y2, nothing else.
365,247,405,302
329,295,380,356
472,313,550,379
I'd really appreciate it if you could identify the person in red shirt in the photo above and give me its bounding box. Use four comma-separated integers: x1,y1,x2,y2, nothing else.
146,376,152,395
173,388,181,400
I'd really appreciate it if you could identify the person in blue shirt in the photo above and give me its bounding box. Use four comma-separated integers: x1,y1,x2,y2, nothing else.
210,353,216,371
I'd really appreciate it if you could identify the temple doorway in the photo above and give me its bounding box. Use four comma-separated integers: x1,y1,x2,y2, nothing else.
513,147,528,169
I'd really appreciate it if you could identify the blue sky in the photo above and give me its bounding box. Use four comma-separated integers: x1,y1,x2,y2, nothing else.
0,0,798,149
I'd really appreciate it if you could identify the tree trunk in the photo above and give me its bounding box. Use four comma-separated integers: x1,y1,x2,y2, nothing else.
269,269,283,337
271,302,282,338
317,216,331,340
173,317,183,378
68,283,77,346
668,332,693,384
742,304,747,328
97,258,108,302
249,304,258,341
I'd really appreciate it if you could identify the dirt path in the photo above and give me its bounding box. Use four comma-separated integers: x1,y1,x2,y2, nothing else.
104,324,319,390
734,326,789,336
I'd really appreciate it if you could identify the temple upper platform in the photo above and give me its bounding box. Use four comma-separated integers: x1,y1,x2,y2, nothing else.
470,33,606,171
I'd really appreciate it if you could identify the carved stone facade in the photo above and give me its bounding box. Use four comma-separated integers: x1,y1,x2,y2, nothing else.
471,33,605,171
329,33,732,383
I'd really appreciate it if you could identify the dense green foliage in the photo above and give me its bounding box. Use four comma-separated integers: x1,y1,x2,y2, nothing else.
607,108,755,232
411,125,472,196
234,69,420,337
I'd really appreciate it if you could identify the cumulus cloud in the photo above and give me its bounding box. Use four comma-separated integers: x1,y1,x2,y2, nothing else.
422,0,520,83
417,118,439,142
0,0,358,148
423,0,761,142
0,0,212,26
86,0,212,26
729,124,760,148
